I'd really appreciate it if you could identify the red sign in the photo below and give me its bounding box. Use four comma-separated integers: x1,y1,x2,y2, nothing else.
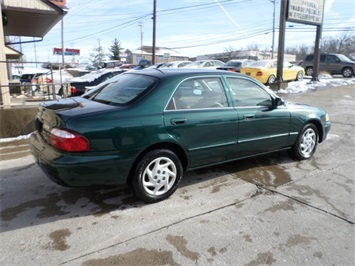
53,48,80,56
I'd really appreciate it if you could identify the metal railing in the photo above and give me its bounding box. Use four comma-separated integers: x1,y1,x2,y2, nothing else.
1,60,73,103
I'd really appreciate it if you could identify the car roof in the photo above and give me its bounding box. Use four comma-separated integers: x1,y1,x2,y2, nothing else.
228,59,252,62
125,68,246,78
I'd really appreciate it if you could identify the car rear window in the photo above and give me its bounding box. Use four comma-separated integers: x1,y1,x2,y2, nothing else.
83,73,158,105
226,62,241,67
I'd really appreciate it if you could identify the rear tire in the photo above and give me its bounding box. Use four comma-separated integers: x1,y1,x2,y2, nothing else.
267,75,276,85
342,67,353,78
289,124,318,160
58,87,63,96
132,149,183,203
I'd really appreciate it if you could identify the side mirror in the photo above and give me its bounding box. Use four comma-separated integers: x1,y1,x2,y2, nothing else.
193,89,203,95
274,97,284,106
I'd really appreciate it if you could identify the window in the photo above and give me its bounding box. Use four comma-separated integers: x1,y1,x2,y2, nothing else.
167,77,228,110
327,55,339,63
227,78,273,107
214,61,224,67
204,62,213,67
84,73,158,105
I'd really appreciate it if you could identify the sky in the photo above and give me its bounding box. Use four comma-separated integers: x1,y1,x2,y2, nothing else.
17,0,355,64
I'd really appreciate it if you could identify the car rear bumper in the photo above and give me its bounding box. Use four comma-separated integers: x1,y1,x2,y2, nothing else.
30,132,135,187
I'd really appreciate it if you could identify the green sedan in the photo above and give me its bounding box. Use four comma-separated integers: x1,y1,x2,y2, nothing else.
30,69,331,203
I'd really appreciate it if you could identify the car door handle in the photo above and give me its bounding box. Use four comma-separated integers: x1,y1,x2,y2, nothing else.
170,118,187,125
244,114,254,120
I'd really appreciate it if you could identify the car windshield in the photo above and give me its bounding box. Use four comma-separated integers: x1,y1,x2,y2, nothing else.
83,73,158,105
337,54,352,62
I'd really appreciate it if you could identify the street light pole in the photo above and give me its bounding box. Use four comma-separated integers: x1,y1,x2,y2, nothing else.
152,0,156,64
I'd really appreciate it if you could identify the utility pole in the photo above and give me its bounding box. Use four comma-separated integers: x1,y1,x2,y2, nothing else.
270,0,276,59
61,18,65,66
152,0,156,64
33,37,38,67
138,21,144,59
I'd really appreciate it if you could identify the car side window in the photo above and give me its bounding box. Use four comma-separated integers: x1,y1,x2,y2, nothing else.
320,55,326,62
167,78,228,110
205,62,213,67
227,78,273,107
327,55,339,63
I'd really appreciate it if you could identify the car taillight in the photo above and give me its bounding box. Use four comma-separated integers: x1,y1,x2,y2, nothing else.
256,71,263,76
71,86,77,95
45,78,52,83
50,128,90,152
229,69,236,72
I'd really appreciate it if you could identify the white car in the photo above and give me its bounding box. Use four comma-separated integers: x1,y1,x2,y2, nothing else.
183,60,224,69
36,68,91,96
160,61,192,68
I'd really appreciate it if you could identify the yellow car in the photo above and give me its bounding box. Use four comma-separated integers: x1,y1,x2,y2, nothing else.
240,60,305,85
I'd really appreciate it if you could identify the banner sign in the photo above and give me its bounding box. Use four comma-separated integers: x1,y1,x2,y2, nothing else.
53,48,80,56
287,0,325,25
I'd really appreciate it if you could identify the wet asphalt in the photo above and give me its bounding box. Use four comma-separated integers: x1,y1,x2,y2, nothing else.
0,84,354,265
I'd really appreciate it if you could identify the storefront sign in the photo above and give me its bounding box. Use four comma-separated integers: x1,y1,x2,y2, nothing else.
287,0,325,25
53,48,80,56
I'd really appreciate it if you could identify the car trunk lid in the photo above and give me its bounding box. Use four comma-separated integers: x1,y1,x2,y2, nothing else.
34,97,120,145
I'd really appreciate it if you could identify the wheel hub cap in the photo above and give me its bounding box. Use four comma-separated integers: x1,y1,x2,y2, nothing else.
142,157,177,196
300,129,316,157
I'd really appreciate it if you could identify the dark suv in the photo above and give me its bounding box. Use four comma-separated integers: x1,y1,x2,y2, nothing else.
302,53,355,77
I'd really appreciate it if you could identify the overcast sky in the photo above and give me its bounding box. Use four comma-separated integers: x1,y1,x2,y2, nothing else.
19,0,355,63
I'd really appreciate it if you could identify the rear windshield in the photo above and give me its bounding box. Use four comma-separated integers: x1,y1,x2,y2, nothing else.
249,61,270,68
83,73,158,105
226,61,241,67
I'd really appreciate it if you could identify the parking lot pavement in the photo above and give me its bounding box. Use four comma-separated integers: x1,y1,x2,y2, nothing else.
0,85,354,265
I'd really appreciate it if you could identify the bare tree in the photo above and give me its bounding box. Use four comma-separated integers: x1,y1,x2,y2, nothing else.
246,43,259,51
223,46,237,60
320,32,354,56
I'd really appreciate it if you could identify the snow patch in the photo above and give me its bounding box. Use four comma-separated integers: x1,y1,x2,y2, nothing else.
0,133,33,143
276,76,355,94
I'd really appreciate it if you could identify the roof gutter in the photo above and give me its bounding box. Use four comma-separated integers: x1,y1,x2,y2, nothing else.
5,37,43,46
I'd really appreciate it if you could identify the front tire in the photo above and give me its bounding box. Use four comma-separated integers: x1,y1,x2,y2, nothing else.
132,149,183,203
305,67,313,76
289,124,319,160
296,71,304,81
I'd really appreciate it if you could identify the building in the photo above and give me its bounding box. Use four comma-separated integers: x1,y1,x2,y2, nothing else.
50,0,66,7
125,46,190,64
197,50,296,62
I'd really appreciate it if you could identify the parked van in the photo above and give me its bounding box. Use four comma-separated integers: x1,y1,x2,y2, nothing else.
302,53,355,77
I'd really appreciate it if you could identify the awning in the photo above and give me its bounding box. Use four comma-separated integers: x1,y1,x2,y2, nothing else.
2,0,67,37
